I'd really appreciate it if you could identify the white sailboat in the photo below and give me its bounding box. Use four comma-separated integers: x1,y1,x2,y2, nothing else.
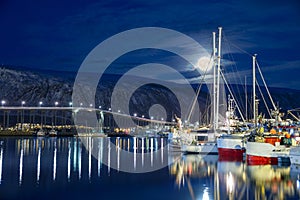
178,27,224,155
181,27,251,155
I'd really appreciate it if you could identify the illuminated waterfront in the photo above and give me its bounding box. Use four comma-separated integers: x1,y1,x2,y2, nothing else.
0,137,299,200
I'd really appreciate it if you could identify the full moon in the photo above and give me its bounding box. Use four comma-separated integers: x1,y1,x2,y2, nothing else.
196,56,213,72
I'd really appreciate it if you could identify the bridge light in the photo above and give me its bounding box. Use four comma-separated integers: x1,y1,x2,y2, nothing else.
89,104,93,107
1,100,6,106
80,103,83,107
99,106,102,109
21,101,25,106
69,102,73,107
55,101,59,106
108,108,111,111
39,101,43,106
134,113,137,117
117,110,120,113
142,115,144,118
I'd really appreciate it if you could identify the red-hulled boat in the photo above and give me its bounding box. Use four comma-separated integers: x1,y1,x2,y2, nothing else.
217,134,247,161
246,136,290,165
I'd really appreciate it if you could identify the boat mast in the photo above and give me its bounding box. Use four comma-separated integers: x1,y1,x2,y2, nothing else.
252,54,256,127
245,76,248,121
216,27,222,130
227,95,231,135
213,31,216,131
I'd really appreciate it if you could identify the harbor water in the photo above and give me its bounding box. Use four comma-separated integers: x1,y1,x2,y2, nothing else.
0,137,299,200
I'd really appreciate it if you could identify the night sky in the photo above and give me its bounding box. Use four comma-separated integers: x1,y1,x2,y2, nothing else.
0,0,299,89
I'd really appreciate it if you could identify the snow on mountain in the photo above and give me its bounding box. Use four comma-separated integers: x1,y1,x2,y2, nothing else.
0,66,300,122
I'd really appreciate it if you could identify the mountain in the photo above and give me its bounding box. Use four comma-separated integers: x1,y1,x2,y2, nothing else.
0,67,73,106
0,66,300,124
0,67,193,123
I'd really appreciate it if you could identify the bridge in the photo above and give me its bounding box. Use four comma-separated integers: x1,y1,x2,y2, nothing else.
0,106,176,133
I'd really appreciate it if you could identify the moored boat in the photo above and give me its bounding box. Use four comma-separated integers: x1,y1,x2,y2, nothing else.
36,129,46,136
217,134,247,161
48,129,57,137
180,132,218,154
217,95,251,161
246,139,290,165
182,141,218,155
175,28,224,154
289,146,300,165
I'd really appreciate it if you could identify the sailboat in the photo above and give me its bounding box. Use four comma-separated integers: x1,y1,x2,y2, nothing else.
180,27,252,156
177,27,225,155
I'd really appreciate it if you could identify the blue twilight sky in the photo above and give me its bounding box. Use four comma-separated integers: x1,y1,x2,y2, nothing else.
0,0,299,89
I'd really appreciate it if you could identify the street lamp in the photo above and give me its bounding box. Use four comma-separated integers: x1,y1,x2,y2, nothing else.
80,103,83,107
54,102,59,127
21,101,25,130
39,101,43,128
69,102,73,107
117,110,120,113
89,104,93,107
99,106,102,109
141,115,145,126
133,113,138,126
108,108,111,111
1,100,6,130
150,116,154,128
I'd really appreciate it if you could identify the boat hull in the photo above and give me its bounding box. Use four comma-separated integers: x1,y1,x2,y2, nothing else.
247,154,278,165
182,142,218,154
217,136,245,161
290,146,300,165
218,148,245,161
246,141,290,165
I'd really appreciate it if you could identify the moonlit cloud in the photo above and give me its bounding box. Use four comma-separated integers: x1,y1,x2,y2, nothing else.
0,0,299,88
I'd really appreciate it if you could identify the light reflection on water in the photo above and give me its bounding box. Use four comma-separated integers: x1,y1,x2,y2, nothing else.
170,154,300,200
0,137,299,200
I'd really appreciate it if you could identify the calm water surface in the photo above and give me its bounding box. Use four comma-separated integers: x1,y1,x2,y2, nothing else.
0,137,299,200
